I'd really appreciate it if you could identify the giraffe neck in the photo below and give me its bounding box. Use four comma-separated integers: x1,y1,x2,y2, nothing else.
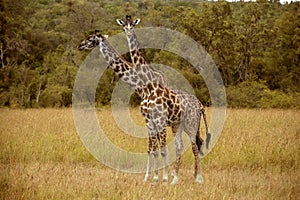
125,31,168,87
127,32,147,67
99,40,121,65
98,40,145,97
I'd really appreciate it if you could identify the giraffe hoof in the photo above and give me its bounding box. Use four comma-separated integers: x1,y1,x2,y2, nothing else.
162,177,168,183
153,176,159,183
195,175,203,184
171,176,178,185
143,174,150,182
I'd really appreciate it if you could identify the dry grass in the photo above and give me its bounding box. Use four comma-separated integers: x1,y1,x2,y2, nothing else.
0,108,299,199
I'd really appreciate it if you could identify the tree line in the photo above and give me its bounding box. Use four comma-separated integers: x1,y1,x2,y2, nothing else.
0,0,299,108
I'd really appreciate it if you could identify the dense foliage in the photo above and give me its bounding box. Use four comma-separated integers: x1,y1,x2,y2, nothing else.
0,0,299,108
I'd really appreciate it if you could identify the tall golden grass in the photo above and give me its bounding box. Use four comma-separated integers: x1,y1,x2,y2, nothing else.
0,108,299,199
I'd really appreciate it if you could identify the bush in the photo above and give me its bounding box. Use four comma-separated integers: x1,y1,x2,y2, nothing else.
39,85,72,107
260,90,300,109
226,81,300,108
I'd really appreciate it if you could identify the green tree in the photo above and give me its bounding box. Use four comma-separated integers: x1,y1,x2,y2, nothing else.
262,2,300,92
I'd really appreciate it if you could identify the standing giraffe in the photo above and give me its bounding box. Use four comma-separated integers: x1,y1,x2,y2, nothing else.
77,30,186,183
117,15,210,184
116,15,171,183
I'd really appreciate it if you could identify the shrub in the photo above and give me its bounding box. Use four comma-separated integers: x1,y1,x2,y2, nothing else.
39,85,72,107
226,81,299,108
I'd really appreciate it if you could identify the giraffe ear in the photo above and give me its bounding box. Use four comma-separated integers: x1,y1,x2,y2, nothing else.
116,19,125,26
133,18,141,26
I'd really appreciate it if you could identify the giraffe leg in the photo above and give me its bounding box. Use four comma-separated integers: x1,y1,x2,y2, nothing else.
161,146,168,182
153,150,159,183
191,139,203,184
160,128,168,182
144,132,157,182
171,126,183,185
183,103,203,183
152,135,159,183
144,151,152,182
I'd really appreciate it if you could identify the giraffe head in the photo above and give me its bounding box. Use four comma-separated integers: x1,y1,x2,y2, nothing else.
78,30,108,50
116,15,140,36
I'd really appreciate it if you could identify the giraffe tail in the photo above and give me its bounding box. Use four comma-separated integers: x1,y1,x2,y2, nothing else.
196,130,204,156
200,107,211,150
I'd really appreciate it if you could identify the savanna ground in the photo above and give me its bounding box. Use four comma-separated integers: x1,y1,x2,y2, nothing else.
0,108,299,199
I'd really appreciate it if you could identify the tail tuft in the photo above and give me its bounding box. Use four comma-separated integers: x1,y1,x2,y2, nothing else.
205,132,211,149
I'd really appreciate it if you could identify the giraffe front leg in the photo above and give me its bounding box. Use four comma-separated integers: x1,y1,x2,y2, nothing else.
144,119,155,183
144,129,155,182
152,150,159,183
161,146,168,182
144,134,159,183
143,151,152,182
171,127,183,185
160,128,169,183
151,134,160,183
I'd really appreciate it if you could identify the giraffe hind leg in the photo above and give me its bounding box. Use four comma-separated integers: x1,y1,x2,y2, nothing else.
191,141,203,184
185,125,203,184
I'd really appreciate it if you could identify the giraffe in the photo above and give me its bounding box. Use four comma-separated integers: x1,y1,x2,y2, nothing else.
116,15,171,183
117,15,211,184
77,30,173,182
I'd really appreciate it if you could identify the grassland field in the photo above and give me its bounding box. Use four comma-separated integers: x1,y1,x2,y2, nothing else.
0,108,299,199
